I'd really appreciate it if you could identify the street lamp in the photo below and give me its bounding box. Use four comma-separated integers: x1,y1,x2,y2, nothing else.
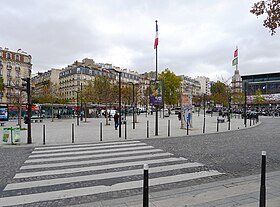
112,69,122,138
128,82,136,129
228,96,231,130
203,93,206,133
244,81,247,127
80,82,83,121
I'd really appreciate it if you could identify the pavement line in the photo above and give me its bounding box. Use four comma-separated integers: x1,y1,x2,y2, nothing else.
25,148,164,163
0,170,222,206
6,162,204,191
21,152,173,170
29,145,154,158
31,142,147,154
15,157,187,178
34,140,140,150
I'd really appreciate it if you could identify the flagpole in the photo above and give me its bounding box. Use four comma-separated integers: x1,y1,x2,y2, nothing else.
236,46,238,71
155,20,158,136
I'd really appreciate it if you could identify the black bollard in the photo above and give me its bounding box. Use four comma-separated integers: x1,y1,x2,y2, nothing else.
125,120,127,140
259,151,266,207
147,120,149,138
167,120,170,137
43,124,46,145
143,164,149,207
217,118,219,132
72,123,74,143
100,122,102,141
250,118,252,126
187,120,189,135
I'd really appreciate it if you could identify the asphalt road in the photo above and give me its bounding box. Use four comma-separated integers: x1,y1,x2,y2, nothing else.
0,116,279,206
142,116,280,178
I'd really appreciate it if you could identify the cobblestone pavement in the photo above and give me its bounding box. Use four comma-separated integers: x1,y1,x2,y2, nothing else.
0,117,278,206
142,116,280,178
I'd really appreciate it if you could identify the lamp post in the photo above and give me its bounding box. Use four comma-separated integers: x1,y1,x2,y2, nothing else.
80,82,83,121
75,89,80,126
128,82,136,129
228,96,231,130
244,81,247,127
112,69,122,138
203,93,206,133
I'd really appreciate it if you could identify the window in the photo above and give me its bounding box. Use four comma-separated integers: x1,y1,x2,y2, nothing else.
6,53,11,59
15,54,20,61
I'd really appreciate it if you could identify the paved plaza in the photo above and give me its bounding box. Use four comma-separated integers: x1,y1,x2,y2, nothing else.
0,114,279,207
0,112,254,145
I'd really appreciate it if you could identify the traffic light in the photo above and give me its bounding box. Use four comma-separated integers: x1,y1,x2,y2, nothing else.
21,77,30,95
21,77,32,144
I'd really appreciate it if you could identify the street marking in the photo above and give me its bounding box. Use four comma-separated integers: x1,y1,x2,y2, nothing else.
15,157,187,178
34,141,140,151
25,148,163,163
6,162,204,191
21,152,173,170
0,170,222,206
29,145,154,158
31,142,147,154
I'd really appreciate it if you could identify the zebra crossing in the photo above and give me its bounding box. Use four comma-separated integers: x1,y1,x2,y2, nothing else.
0,140,224,206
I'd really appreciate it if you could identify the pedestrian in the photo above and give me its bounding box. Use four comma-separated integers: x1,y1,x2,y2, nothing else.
114,113,119,130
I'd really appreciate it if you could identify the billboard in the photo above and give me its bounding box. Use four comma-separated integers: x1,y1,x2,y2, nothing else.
0,105,9,121
182,94,192,128
149,80,163,106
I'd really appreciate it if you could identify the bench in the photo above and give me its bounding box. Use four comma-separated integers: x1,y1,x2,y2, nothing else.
217,117,225,123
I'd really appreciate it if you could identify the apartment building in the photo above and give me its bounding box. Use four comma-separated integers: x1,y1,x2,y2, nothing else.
196,76,211,95
31,68,61,98
0,48,32,103
180,75,201,96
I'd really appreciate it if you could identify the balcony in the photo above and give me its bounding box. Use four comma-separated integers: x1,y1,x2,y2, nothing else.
6,65,12,70
15,66,21,71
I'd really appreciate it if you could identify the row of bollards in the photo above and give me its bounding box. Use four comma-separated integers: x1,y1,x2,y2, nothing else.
42,120,173,144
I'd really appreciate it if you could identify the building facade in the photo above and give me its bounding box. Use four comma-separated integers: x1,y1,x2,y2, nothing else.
180,75,201,96
241,72,280,107
0,48,32,103
196,76,210,95
31,68,61,99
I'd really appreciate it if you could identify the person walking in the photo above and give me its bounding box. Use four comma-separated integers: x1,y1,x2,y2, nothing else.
114,113,119,130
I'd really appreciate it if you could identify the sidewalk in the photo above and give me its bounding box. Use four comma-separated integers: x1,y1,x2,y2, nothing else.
73,170,280,207
0,112,258,146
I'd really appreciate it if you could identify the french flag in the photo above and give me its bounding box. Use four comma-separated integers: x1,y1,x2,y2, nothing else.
154,22,158,49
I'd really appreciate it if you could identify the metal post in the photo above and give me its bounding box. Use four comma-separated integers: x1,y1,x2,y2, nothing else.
10,127,14,145
155,106,158,136
203,94,206,133
43,124,46,145
118,72,122,138
133,83,135,129
250,117,252,126
259,151,266,207
143,164,149,207
100,122,102,141
217,118,219,132
167,120,170,137
72,123,74,143
80,83,83,121
244,81,247,127
125,120,127,139
147,120,149,138
187,120,189,135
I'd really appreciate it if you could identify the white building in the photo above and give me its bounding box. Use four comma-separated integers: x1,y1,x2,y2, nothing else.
195,76,211,95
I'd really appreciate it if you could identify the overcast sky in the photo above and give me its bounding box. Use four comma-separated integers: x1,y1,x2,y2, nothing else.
1,0,279,81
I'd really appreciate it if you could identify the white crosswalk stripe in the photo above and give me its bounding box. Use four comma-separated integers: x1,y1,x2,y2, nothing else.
1,141,224,206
